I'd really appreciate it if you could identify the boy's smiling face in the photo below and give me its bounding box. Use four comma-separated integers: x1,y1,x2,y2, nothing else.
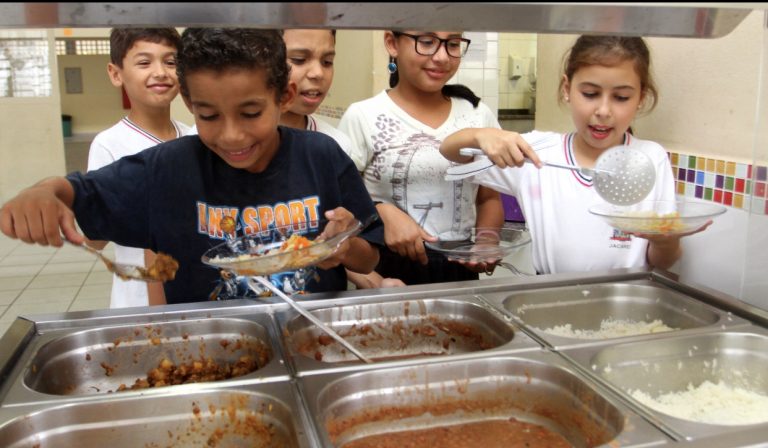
108,40,179,110
184,67,295,173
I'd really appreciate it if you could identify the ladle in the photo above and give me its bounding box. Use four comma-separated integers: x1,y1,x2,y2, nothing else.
447,145,656,206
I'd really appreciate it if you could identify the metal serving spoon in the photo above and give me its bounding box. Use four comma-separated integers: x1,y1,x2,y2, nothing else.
66,240,178,282
252,276,373,364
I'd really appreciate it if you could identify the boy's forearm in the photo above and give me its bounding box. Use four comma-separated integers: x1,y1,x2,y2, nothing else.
346,270,383,289
647,239,682,270
33,176,76,207
440,128,479,162
475,187,504,229
343,237,380,274
0,176,79,246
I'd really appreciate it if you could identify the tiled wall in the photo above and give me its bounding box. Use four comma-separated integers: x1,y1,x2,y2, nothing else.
497,33,537,110
449,32,500,115
669,152,768,214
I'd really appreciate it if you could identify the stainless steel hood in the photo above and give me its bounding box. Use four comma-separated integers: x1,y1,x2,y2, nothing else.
0,2,758,39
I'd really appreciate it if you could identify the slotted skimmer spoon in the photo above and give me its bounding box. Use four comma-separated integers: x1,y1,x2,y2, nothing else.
447,145,656,205
252,275,374,364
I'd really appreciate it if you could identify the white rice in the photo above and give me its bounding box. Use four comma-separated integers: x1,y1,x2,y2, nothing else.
538,317,676,339
629,380,768,425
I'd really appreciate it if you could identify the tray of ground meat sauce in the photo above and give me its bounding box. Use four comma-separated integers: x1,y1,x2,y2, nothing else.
0,269,767,447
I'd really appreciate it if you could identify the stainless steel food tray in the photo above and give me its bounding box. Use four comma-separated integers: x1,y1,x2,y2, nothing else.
274,294,541,376
560,326,768,442
0,309,291,407
0,268,766,447
0,381,312,447
298,351,671,447
479,278,751,349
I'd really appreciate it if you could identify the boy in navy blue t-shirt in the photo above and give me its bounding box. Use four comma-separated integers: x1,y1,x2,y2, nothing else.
0,28,382,305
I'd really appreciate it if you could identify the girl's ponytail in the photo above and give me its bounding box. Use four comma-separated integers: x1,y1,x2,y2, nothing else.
442,84,480,108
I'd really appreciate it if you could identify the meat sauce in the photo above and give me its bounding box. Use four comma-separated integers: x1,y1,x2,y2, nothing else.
117,355,260,391
342,418,572,448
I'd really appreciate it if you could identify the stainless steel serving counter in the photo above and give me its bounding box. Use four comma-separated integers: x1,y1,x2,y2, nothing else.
0,268,766,447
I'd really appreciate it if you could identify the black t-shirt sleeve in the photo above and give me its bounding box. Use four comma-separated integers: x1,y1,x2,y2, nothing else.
66,150,153,249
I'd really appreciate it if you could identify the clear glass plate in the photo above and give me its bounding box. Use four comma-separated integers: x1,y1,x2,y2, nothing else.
201,220,363,276
425,227,531,263
589,199,726,235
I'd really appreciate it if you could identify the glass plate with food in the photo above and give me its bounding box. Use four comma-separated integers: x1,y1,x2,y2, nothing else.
425,227,532,264
589,199,726,235
201,219,364,276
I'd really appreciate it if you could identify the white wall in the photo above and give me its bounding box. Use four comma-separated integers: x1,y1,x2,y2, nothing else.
497,33,537,110
675,207,768,311
0,29,65,203
535,10,764,161
58,54,124,134
319,30,375,126
451,32,500,115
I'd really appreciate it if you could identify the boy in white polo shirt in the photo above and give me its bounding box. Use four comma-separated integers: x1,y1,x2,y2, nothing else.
87,28,191,308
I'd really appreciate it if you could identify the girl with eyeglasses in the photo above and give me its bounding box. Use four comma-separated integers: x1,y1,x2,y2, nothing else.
338,31,504,286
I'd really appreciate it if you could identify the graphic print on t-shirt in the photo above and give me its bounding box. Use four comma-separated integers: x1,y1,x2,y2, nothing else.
367,113,466,236
609,228,632,249
196,196,322,240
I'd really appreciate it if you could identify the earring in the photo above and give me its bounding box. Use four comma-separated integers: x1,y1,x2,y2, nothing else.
387,57,397,74
564,95,569,102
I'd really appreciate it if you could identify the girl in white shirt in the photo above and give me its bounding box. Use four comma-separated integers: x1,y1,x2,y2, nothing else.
440,36,711,275
338,30,504,285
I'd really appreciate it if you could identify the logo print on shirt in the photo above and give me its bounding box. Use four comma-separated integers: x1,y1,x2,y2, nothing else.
196,196,321,239
608,228,632,249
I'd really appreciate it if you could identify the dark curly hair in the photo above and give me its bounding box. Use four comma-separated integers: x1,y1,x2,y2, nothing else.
177,28,290,103
109,28,181,67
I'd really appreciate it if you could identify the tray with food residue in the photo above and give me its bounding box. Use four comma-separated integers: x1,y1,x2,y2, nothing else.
0,316,290,406
480,279,751,349
0,385,310,447
276,295,541,376
560,327,768,441
299,351,670,448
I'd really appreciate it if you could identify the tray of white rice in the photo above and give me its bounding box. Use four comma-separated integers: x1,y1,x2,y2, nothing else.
560,328,768,441
479,279,751,349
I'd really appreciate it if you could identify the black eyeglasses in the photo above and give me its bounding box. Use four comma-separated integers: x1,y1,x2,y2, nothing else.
393,32,471,58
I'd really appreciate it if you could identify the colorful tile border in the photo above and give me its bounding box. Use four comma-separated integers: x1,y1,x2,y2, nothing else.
669,152,768,215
